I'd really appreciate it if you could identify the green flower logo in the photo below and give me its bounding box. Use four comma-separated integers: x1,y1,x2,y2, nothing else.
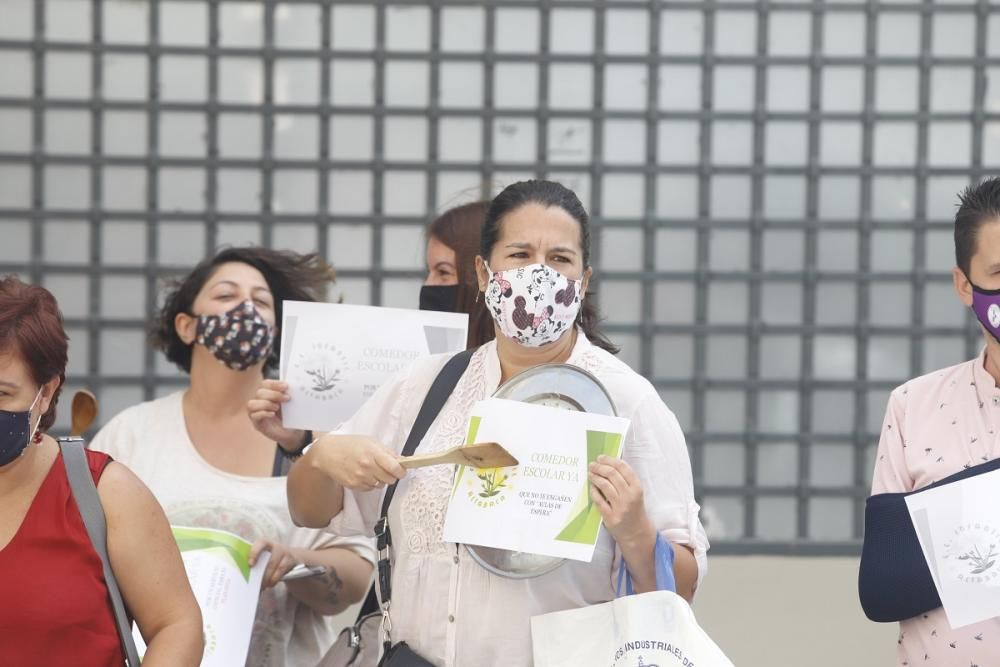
477,468,509,498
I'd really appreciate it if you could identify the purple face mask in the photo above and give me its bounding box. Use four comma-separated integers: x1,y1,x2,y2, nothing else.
970,282,1000,342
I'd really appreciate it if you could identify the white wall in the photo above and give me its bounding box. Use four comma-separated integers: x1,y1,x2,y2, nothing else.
694,557,897,667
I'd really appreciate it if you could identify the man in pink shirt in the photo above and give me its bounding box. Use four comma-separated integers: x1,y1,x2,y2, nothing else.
870,177,1000,664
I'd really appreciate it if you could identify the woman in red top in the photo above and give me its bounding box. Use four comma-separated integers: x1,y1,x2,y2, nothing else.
0,276,203,666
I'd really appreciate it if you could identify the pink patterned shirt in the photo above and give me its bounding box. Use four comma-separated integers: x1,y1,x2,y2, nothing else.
872,349,1000,665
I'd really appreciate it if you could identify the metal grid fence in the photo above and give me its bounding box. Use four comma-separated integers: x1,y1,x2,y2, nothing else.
0,0,996,554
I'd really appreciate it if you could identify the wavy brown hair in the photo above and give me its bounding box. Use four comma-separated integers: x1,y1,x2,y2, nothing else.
152,246,336,373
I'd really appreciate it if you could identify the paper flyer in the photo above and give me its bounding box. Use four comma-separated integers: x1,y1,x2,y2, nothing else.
905,469,1000,628
442,398,631,562
280,300,469,432
133,526,270,666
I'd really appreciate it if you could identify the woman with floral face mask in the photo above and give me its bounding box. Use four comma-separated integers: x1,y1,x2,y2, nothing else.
283,180,709,666
90,247,376,667
0,276,203,666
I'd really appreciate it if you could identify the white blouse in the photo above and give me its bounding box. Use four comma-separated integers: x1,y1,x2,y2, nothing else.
327,333,709,667
90,392,375,667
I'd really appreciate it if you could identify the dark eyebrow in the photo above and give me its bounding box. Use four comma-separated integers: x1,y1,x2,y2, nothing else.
504,242,579,257
550,246,578,256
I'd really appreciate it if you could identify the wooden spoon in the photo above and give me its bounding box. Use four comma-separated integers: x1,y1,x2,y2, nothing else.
70,390,98,437
399,442,518,470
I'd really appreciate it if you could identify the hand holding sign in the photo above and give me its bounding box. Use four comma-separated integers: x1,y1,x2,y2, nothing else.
247,379,305,450
588,455,655,550
443,398,632,563
131,526,271,667
249,538,300,590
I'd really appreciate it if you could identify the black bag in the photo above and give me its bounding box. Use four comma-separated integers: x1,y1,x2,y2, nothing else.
319,349,476,667
378,641,434,667
319,611,380,667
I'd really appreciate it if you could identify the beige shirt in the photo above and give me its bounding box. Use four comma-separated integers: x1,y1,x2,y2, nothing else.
872,350,1000,665
328,333,709,666
91,391,375,667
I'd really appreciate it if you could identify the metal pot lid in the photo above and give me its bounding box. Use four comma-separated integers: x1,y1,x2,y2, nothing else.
464,363,618,579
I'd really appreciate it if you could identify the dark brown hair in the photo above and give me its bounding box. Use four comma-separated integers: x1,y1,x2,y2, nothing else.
481,180,619,354
152,246,336,373
0,276,68,433
427,201,496,349
956,177,1000,277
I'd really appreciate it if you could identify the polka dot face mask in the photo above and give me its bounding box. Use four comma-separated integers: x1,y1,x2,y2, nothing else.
195,300,275,371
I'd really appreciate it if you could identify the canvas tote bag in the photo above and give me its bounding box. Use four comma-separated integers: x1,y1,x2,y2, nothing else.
531,536,734,667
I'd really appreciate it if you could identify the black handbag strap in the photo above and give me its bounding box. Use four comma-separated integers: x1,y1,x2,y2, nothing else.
361,348,476,618
59,438,143,667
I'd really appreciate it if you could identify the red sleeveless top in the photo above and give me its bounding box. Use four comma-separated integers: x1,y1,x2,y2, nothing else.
0,449,125,667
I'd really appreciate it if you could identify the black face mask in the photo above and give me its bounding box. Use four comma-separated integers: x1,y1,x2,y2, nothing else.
419,284,460,313
0,388,42,468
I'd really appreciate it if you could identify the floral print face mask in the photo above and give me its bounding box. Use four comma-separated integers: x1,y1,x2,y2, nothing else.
195,300,275,371
483,262,583,347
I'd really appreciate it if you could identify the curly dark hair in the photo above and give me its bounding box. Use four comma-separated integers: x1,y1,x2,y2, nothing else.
152,246,336,374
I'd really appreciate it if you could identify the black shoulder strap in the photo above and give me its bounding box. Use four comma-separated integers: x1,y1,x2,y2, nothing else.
59,438,143,667
272,446,291,477
360,347,476,617
379,347,476,521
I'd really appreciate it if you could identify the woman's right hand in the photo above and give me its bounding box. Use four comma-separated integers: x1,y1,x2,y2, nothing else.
247,380,306,451
309,434,406,491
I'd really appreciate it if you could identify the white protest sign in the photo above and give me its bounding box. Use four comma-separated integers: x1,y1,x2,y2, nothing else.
905,468,1000,628
133,526,269,667
280,301,468,432
442,398,631,563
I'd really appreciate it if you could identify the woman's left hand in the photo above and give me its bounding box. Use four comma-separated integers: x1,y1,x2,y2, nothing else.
249,539,300,590
588,455,655,548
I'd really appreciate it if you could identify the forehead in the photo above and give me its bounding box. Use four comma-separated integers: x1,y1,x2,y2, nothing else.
202,261,270,290
497,203,581,246
426,236,456,263
0,349,31,385
974,219,1000,255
